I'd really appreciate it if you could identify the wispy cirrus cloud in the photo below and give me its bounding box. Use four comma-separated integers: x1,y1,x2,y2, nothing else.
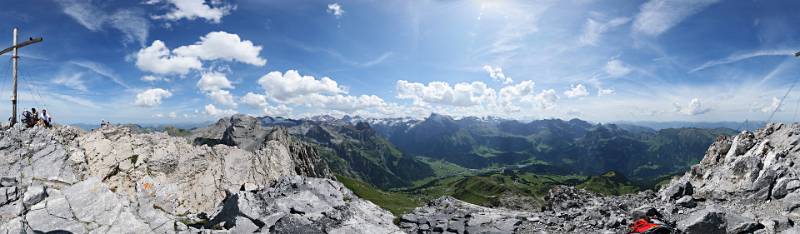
580,17,630,46
52,73,88,92
70,60,129,89
56,0,150,46
284,38,393,67
148,0,236,23
633,0,721,36
690,49,797,73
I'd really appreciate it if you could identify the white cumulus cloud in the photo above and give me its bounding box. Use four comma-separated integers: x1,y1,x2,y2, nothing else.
258,70,344,102
677,98,711,115
135,88,172,107
396,80,496,107
257,70,387,113
135,40,202,75
241,92,268,108
206,90,235,107
204,103,236,117
482,65,513,84
263,104,292,116
564,84,589,98
327,3,344,18
173,31,266,66
303,94,386,111
197,71,234,92
499,80,536,107
136,31,265,75
196,72,236,107
534,89,558,110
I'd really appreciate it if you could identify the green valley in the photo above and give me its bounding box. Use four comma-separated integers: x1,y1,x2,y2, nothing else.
256,114,736,215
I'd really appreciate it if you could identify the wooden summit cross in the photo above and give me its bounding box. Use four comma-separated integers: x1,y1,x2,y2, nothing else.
0,27,43,126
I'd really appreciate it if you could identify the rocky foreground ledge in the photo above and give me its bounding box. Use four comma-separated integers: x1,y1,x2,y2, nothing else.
400,123,800,234
0,116,401,233
2,118,800,233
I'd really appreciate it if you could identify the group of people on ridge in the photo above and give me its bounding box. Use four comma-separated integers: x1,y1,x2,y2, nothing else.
21,107,52,128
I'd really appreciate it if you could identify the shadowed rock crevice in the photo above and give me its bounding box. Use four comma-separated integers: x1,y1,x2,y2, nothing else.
0,117,392,233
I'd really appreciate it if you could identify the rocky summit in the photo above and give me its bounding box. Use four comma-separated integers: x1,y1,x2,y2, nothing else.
0,115,398,233
2,119,800,233
399,123,800,234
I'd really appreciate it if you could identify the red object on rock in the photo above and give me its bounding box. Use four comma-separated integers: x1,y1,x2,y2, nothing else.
629,218,659,233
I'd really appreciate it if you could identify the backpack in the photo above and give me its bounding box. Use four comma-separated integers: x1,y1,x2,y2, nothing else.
21,111,31,124
629,218,677,234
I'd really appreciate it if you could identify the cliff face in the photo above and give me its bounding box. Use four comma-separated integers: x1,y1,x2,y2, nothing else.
658,123,800,233
400,123,800,234
0,116,394,233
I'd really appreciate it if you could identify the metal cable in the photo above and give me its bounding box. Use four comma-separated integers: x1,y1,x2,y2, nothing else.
767,74,800,124
793,95,800,124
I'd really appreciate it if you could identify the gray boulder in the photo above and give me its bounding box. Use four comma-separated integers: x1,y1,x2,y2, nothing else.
676,195,696,208
204,175,401,234
678,209,727,234
725,213,763,234
21,185,45,209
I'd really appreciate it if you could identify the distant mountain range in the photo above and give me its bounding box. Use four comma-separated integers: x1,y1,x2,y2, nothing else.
76,113,742,207
170,113,745,211
196,113,735,190
68,122,212,132
613,120,766,131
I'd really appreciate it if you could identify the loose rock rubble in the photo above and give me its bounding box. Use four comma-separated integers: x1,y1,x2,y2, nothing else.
0,115,395,233
401,123,800,234
4,118,800,234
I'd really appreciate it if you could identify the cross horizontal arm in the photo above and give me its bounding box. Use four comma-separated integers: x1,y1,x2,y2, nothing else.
0,37,43,56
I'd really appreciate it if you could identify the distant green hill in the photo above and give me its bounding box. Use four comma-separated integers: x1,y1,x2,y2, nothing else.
576,171,639,195
302,122,435,189
374,114,736,182
250,114,738,215
335,175,420,216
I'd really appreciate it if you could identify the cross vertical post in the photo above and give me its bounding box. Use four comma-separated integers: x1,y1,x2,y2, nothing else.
10,27,17,126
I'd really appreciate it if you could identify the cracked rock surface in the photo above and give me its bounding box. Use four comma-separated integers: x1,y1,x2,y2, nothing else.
0,115,394,233
6,118,800,233
401,123,800,234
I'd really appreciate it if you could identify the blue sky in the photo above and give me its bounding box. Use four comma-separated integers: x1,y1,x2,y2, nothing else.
2,0,800,124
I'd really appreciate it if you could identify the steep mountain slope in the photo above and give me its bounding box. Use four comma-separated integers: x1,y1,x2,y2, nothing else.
400,123,800,233
373,113,736,182
262,120,436,189
0,117,400,233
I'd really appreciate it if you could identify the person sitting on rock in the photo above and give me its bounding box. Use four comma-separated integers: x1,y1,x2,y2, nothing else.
30,108,39,123
41,109,52,128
